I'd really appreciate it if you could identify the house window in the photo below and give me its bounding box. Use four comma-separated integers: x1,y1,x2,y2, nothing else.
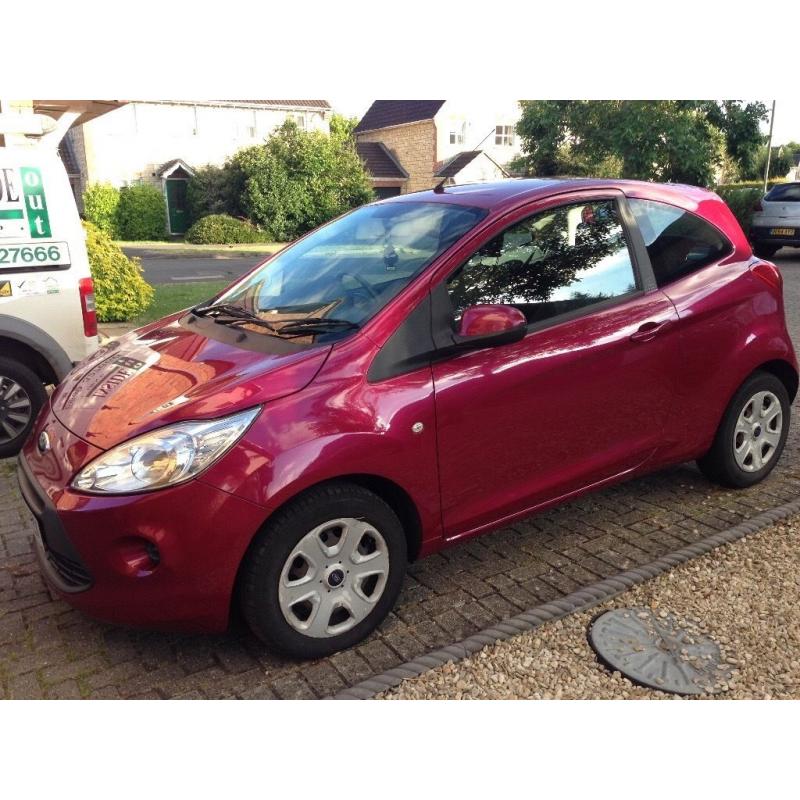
495,125,515,146
288,113,307,130
449,122,467,145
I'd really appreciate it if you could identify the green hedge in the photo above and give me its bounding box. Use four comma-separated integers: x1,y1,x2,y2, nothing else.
716,180,786,191
83,183,120,236
185,214,270,244
115,184,167,241
84,221,154,321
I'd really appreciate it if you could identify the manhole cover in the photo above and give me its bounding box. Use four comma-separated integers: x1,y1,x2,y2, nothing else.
588,608,733,695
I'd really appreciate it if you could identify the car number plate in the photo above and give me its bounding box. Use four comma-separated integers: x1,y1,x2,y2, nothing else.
0,241,70,269
770,227,796,237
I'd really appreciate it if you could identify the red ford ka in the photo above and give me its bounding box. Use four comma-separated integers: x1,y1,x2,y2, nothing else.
18,179,797,658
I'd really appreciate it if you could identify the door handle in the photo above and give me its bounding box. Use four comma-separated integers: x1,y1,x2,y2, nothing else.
630,320,670,342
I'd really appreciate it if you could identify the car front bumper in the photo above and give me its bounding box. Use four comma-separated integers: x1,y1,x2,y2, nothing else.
18,410,267,633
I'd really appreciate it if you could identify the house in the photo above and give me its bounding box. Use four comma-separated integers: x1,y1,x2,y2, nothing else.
354,100,522,196
62,100,332,233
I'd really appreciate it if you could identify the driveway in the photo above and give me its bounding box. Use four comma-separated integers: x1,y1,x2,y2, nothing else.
1,249,799,699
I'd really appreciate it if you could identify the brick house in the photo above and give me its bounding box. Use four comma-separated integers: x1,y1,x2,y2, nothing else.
62,100,332,233
354,100,522,196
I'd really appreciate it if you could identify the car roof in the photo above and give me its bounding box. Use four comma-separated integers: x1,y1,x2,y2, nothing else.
381,177,720,213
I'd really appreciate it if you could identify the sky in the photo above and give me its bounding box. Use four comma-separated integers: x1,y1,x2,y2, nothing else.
330,98,800,146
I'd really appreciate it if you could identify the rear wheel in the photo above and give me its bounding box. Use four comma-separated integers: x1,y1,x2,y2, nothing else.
0,357,46,459
753,243,779,259
697,371,790,488
240,482,407,659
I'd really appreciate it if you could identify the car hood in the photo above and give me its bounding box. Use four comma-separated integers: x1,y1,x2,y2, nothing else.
51,313,332,450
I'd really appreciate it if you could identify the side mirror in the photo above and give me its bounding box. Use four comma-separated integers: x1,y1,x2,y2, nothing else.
455,304,527,348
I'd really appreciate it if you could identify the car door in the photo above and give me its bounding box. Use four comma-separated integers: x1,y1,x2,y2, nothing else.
430,193,682,540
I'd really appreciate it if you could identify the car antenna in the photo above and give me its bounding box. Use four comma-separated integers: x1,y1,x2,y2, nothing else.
433,127,497,193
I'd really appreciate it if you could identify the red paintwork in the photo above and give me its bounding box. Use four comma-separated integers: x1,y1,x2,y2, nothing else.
458,304,526,337
20,178,799,633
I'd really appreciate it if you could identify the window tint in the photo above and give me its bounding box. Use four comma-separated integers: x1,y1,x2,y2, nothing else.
447,199,638,327
765,183,800,202
628,198,732,287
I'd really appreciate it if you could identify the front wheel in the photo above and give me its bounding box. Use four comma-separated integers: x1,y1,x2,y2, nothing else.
697,371,790,488
0,357,47,459
240,482,407,659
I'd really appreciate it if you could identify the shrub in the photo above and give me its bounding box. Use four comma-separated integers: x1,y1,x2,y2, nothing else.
82,183,120,236
115,183,167,241
186,164,243,225
716,180,786,191
83,221,154,321
231,120,373,241
185,214,270,244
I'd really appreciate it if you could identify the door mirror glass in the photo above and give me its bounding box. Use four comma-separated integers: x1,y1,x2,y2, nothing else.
456,304,527,345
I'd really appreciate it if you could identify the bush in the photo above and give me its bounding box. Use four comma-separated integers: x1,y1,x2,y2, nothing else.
186,164,243,225
231,120,373,241
185,214,270,244
82,183,120,236
115,183,167,241
83,222,154,321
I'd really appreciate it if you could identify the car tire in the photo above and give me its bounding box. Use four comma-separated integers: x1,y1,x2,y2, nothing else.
240,481,407,659
697,370,790,489
753,243,779,259
0,357,47,459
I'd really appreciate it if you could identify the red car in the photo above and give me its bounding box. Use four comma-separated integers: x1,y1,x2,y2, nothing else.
18,179,797,658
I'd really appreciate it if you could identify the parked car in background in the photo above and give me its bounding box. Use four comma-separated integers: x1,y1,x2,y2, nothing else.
0,145,98,457
750,182,800,257
18,178,797,658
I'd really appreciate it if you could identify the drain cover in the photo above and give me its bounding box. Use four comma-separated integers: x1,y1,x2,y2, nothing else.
588,608,732,695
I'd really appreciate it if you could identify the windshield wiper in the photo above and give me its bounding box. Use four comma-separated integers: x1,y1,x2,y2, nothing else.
276,317,360,337
193,302,257,320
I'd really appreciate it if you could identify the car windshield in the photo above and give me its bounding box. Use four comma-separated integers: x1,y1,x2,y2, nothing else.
202,201,487,340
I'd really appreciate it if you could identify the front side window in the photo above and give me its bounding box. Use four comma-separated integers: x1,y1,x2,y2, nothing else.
495,125,515,146
628,198,732,287
447,199,638,327
207,201,487,340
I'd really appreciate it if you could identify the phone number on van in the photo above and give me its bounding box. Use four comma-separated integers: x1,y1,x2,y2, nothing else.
0,242,70,268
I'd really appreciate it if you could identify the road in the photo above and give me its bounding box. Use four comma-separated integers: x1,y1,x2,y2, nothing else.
122,248,266,285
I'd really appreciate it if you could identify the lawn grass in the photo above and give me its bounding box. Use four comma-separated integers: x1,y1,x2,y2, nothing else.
130,280,229,326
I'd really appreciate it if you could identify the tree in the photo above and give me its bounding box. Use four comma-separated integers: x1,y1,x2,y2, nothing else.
231,120,373,240
745,140,800,181
514,101,769,186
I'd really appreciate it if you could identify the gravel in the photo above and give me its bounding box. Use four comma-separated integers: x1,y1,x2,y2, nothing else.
381,516,800,699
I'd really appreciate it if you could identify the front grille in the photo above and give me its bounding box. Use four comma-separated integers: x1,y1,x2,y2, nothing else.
41,540,93,589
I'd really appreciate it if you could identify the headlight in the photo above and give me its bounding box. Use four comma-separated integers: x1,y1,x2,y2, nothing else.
72,407,260,494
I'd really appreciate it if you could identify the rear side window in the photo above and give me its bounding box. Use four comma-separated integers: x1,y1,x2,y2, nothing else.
628,198,732,287
765,184,800,202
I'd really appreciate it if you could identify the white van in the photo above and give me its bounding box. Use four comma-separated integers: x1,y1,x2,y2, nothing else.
0,143,98,456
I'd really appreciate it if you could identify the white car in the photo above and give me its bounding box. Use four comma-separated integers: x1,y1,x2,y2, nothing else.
750,182,800,258
0,145,98,456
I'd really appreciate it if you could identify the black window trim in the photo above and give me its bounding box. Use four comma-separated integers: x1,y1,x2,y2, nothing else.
435,193,653,344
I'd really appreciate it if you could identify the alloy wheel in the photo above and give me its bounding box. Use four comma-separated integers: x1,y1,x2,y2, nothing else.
733,390,783,472
0,376,33,445
278,517,390,638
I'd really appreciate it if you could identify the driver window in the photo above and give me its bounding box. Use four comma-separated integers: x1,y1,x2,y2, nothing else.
446,199,638,327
